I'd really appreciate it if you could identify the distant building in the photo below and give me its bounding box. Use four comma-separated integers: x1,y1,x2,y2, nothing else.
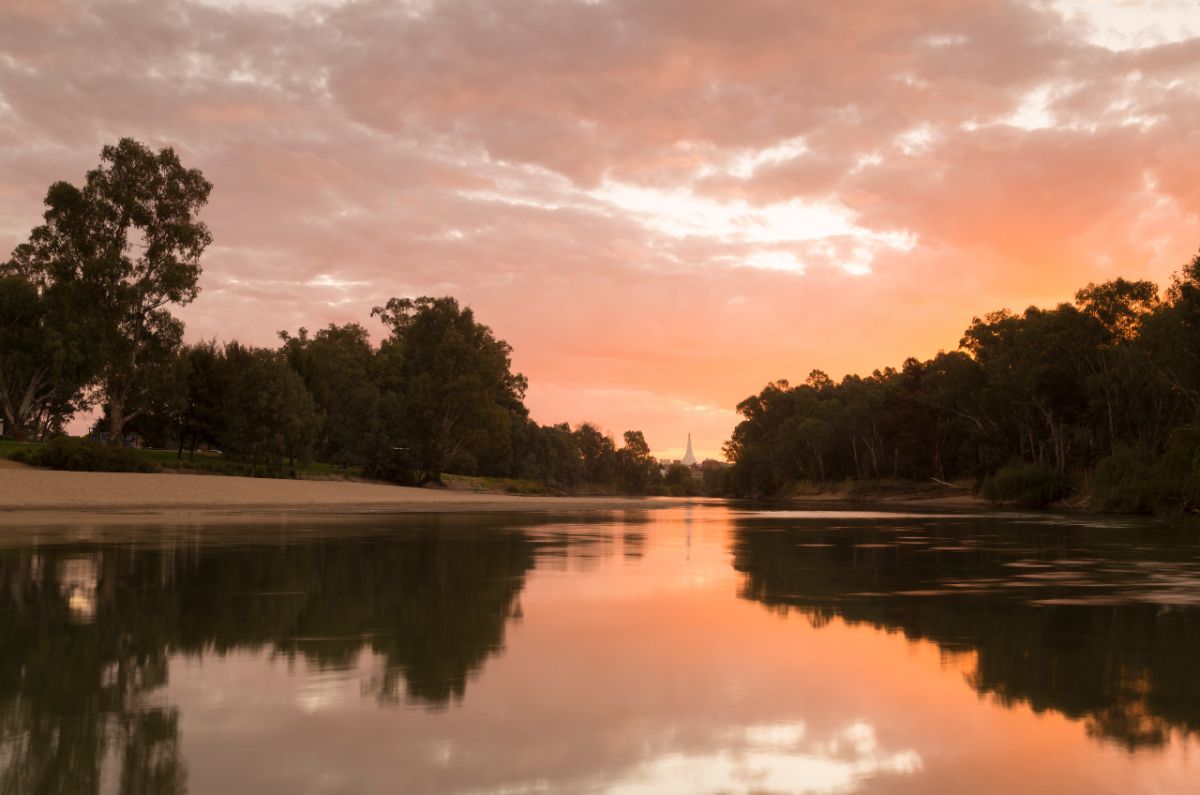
681,433,697,467
660,434,730,480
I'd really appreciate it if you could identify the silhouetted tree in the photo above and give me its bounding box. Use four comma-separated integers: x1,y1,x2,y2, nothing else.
371,296,527,485
280,323,380,467
220,348,317,475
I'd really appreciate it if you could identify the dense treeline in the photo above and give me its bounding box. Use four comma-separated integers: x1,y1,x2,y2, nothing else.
0,138,665,492
108,309,661,489
725,260,1200,511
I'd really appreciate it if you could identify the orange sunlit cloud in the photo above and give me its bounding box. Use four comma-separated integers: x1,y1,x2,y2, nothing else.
1,0,1198,459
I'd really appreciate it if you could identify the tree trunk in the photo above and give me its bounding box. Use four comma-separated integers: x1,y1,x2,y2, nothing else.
108,390,127,445
1,369,54,442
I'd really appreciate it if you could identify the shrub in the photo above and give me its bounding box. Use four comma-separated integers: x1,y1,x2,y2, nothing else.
980,460,1066,508
1155,427,1200,513
363,445,419,486
1091,447,1162,514
10,436,159,473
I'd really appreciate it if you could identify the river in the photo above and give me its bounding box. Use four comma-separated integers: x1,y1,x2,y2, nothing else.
2,504,1198,793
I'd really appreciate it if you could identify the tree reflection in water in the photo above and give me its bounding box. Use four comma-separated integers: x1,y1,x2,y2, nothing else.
731,514,1200,751
0,524,536,792
3,510,1197,792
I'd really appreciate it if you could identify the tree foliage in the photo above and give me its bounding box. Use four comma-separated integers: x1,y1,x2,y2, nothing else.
371,296,527,484
219,347,317,476
2,138,211,442
0,275,91,439
725,252,1200,513
280,323,379,467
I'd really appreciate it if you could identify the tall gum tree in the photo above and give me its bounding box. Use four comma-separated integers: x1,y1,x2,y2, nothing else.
8,138,212,442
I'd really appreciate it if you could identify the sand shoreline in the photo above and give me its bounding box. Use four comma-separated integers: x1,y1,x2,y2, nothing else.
0,468,681,525
0,468,1000,527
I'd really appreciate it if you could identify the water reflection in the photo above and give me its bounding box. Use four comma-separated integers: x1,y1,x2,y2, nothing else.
731,511,1200,750
0,519,541,792
606,721,921,795
0,508,1197,793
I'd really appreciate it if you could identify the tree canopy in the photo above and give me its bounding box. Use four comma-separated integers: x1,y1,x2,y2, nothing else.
371,296,528,484
2,138,212,442
724,253,1200,512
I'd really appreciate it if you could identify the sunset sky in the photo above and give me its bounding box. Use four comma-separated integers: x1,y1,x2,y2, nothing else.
2,0,1198,460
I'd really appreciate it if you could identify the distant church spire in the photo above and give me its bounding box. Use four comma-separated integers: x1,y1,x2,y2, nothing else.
682,433,697,467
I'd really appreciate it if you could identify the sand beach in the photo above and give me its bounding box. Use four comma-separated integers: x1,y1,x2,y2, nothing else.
0,468,672,525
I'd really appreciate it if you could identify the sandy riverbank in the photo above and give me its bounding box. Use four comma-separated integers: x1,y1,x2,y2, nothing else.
0,468,675,525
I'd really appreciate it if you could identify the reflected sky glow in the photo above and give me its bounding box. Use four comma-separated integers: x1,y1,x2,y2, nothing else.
3,507,1200,793
600,722,921,795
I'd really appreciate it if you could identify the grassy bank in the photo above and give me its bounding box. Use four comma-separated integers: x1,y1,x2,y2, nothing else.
443,474,552,495
1,439,553,498
1,439,365,480
0,440,35,459
1,439,661,497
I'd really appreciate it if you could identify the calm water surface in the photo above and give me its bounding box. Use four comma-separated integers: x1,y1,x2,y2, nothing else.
2,505,1199,793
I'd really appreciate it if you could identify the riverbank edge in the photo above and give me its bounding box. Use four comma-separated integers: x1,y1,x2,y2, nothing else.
785,491,992,509
772,479,1105,511
0,468,693,526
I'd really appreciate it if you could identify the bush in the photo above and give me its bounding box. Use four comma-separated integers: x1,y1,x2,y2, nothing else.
363,445,419,486
1089,432,1200,516
1155,427,1200,513
10,436,159,473
981,460,1066,508
1091,447,1162,514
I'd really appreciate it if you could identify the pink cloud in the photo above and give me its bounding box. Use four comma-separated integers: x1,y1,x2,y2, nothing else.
1,0,1198,456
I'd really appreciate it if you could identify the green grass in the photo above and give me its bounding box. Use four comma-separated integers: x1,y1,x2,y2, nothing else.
1,438,365,479
3,439,547,490
8,436,159,472
0,440,37,460
443,473,550,495
139,448,365,479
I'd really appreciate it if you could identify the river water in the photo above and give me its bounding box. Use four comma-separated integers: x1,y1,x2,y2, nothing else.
2,504,1198,793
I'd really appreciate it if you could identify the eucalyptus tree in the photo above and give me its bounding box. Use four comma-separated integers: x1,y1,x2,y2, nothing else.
6,138,212,442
